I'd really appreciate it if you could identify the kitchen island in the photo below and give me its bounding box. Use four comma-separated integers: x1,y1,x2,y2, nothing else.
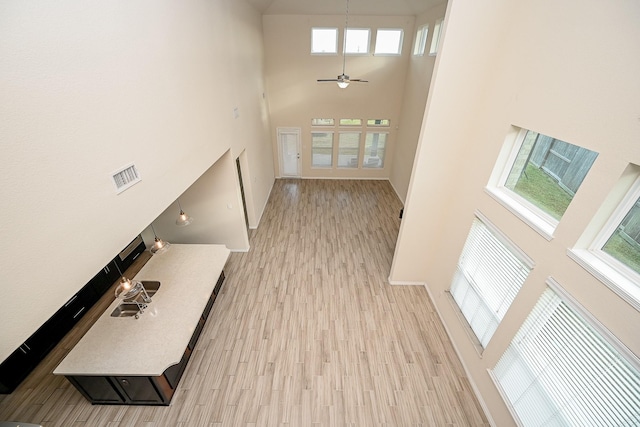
54,244,230,405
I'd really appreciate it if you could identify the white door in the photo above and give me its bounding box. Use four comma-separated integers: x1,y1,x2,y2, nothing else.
277,128,301,177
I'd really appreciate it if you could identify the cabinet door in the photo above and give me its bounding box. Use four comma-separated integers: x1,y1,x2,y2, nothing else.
0,346,36,393
68,376,124,404
115,377,164,404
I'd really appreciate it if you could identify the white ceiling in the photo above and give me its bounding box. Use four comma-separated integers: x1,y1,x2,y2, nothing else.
245,0,444,16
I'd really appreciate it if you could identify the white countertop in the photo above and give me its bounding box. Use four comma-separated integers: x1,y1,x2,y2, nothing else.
54,244,230,377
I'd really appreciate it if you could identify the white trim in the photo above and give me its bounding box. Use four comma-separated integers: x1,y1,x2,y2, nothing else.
445,290,486,357
374,28,404,56
567,248,640,312
311,27,338,55
485,187,555,241
277,127,302,178
546,276,640,371
413,24,429,56
344,28,371,55
487,369,523,427
387,278,425,286
474,210,535,268
424,285,498,427
252,178,275,229
591,174,640,249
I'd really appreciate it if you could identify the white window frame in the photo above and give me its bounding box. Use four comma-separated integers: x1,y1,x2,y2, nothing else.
311,27,338,55
344,28,371,55
568,169,640,311
490,278,640,427
374,28,404,56
486,128,558,240
363,132,388,169
429,18,443,55
366,119,390,127
311,118,335,126
449,211,534,349
337,132,361,169
339,118,362,126
413,24,429,56
311,132,334,169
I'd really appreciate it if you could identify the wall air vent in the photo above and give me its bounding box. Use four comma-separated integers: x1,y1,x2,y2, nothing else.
111,163,141,194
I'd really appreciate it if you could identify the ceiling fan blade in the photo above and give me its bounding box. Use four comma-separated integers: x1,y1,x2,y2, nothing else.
317,79,339,82
350,79,368,82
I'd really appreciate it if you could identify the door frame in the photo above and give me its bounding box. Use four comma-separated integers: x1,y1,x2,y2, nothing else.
277,127,302,178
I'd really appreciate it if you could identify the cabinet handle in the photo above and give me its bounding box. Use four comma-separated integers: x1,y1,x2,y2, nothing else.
121,379,129,386
23,343,31,351
132,253,140,260
104,266,110,273
64,294,78,307
73,307,86,319
19,346,28,354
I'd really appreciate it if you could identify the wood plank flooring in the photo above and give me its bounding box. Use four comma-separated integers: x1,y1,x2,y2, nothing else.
0,179,489,426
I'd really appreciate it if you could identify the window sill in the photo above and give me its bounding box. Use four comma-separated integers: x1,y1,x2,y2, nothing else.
567,248,640,312
484,187,556,241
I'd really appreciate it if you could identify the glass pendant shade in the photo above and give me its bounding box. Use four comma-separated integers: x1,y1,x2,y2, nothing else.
150,236,170,255
176,210,193,226
115,276,143,300
149,223,170,255
337,81,349,89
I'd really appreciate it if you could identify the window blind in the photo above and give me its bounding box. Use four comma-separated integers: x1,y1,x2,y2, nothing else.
450,217,531,347
493,287,640,426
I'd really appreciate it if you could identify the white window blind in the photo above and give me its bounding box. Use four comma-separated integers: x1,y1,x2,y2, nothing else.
450,216,531,347
493,286,640,426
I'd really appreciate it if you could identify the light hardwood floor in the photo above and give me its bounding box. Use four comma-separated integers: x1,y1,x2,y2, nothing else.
0,179,489,426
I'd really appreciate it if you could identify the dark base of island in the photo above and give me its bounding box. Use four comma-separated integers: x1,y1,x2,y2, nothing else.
65,271,225,405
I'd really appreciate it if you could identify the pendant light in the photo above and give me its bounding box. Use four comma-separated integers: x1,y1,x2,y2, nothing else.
150,223,170,255
175,199,193,227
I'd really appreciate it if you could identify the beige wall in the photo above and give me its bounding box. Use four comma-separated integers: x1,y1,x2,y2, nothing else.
389,2,447,203
141,150,250,252
0,0,273,361
390,0,640,424
263,14,415,179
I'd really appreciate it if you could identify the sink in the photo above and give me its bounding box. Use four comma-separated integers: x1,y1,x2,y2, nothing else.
110,281,161,317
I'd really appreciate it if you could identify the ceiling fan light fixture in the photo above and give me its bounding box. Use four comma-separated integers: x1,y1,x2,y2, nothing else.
337,81,350,89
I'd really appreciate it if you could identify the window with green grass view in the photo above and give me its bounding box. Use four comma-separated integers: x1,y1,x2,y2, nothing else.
311,132,333,168
602,196,640,274
505,130,598,221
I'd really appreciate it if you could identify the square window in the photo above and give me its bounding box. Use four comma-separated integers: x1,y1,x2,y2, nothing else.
337,132,361,168
311,28,338,54
450,215,532,348
601,195,640,275
374,29,403,55
344,28,370,54
363,132,387,168
413,25,429,56
339,118,362,126
311,118,335,126
311,132,334,168
567,165,640,310
429,18,443,55
366,119,390,127
487,127,598,238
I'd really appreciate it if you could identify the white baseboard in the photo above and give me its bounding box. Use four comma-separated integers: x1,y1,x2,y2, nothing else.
422,284,497,427
387,278,425,286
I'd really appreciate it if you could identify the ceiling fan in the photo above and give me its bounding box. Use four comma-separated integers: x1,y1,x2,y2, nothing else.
317,0,368,89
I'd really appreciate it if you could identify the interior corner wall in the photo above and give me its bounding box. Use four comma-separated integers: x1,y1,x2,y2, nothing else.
389,2,448,204
0,0,272,362
390,0,640,424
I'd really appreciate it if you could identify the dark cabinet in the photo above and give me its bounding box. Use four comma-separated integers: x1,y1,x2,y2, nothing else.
64,270,226,405
0,345,37,393
0,235,147,394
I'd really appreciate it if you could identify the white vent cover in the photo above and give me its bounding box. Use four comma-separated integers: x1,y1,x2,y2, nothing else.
111,163,141,194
